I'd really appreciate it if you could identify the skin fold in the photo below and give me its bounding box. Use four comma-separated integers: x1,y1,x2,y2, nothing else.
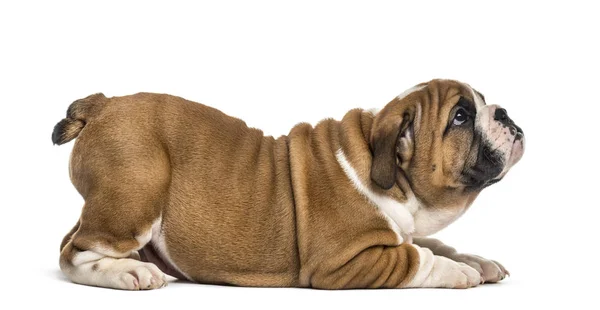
54,79,524,290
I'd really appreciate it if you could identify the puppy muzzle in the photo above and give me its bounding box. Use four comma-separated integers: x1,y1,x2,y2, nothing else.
467,105,525,188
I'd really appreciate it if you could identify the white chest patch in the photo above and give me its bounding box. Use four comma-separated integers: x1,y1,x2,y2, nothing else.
412,206,466,237
336,149,415,243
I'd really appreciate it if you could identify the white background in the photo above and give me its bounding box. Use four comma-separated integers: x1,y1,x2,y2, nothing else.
1,0,598,309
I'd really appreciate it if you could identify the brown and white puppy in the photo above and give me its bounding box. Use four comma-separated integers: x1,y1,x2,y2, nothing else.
53,79,524,290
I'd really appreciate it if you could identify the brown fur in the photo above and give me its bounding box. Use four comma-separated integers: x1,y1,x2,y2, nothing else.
52,93,107,145
371,80,482,213
56,79,489,289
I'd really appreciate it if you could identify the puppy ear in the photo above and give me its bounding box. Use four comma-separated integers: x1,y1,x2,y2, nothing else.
396,123,414,171
370,114,414,189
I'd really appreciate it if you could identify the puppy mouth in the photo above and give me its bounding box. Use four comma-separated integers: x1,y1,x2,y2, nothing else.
512,124,524,141
505,118,523,134
462,166,503,189
464,131,525,190
507,132,525,167
462,145,504,189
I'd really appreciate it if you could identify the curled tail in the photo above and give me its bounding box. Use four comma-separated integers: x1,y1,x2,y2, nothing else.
52,93,107,145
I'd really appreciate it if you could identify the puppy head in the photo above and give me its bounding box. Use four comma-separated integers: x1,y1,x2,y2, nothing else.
370,79,525,209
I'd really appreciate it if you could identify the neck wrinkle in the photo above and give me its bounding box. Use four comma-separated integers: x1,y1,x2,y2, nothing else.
395,169,420,214
337,109,372,181
340,109,414,207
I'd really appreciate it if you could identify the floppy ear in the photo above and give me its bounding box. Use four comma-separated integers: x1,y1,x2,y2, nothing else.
370,113,414,189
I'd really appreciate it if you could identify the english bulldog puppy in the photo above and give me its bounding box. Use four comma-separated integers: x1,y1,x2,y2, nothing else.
53,79,524,290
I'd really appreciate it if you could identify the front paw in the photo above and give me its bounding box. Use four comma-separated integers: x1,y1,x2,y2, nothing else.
452,254,509,283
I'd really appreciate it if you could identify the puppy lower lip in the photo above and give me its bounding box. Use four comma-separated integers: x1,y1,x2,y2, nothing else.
487,178,502,185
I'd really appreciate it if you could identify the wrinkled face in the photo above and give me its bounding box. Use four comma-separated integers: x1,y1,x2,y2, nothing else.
433,82,525,191
370,79,525,209
462,87,524,187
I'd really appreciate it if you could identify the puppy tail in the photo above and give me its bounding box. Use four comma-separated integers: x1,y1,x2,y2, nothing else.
52,93,107,145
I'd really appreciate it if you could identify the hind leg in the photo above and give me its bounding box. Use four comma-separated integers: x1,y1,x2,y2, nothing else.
60,220,80,252
59,129,172,290
60,215,167,290
60,187,169,290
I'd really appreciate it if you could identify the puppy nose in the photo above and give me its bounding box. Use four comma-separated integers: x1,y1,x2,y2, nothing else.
494,108,509,122
493,107,523,138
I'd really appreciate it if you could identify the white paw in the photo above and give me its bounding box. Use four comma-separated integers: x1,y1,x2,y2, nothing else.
407,246,482,289
435,257,482,289
452,254,509,283
115,262,168,290
453,262,483,288
71,257,168,290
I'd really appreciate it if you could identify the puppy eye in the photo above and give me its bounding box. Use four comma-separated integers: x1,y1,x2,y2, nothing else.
453,108,469,126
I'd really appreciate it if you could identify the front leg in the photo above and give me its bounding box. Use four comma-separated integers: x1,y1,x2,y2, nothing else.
308,243,482,289
413,238,509,283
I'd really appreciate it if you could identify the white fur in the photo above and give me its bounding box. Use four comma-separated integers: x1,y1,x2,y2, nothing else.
63,220,169,290
470,86,486,110
71,223,155,263
366,85,425,117
336,148,467,239
336,149,415,243
67,256,167,290
397,85,427,100
71,250,105,266
150,217,194,281
136,226,153,246
73,222,156,261
412,205,467,237
73,245,132,262
467,84,523,178
406,244,481,288
366,107,380,115
405,244,435,287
